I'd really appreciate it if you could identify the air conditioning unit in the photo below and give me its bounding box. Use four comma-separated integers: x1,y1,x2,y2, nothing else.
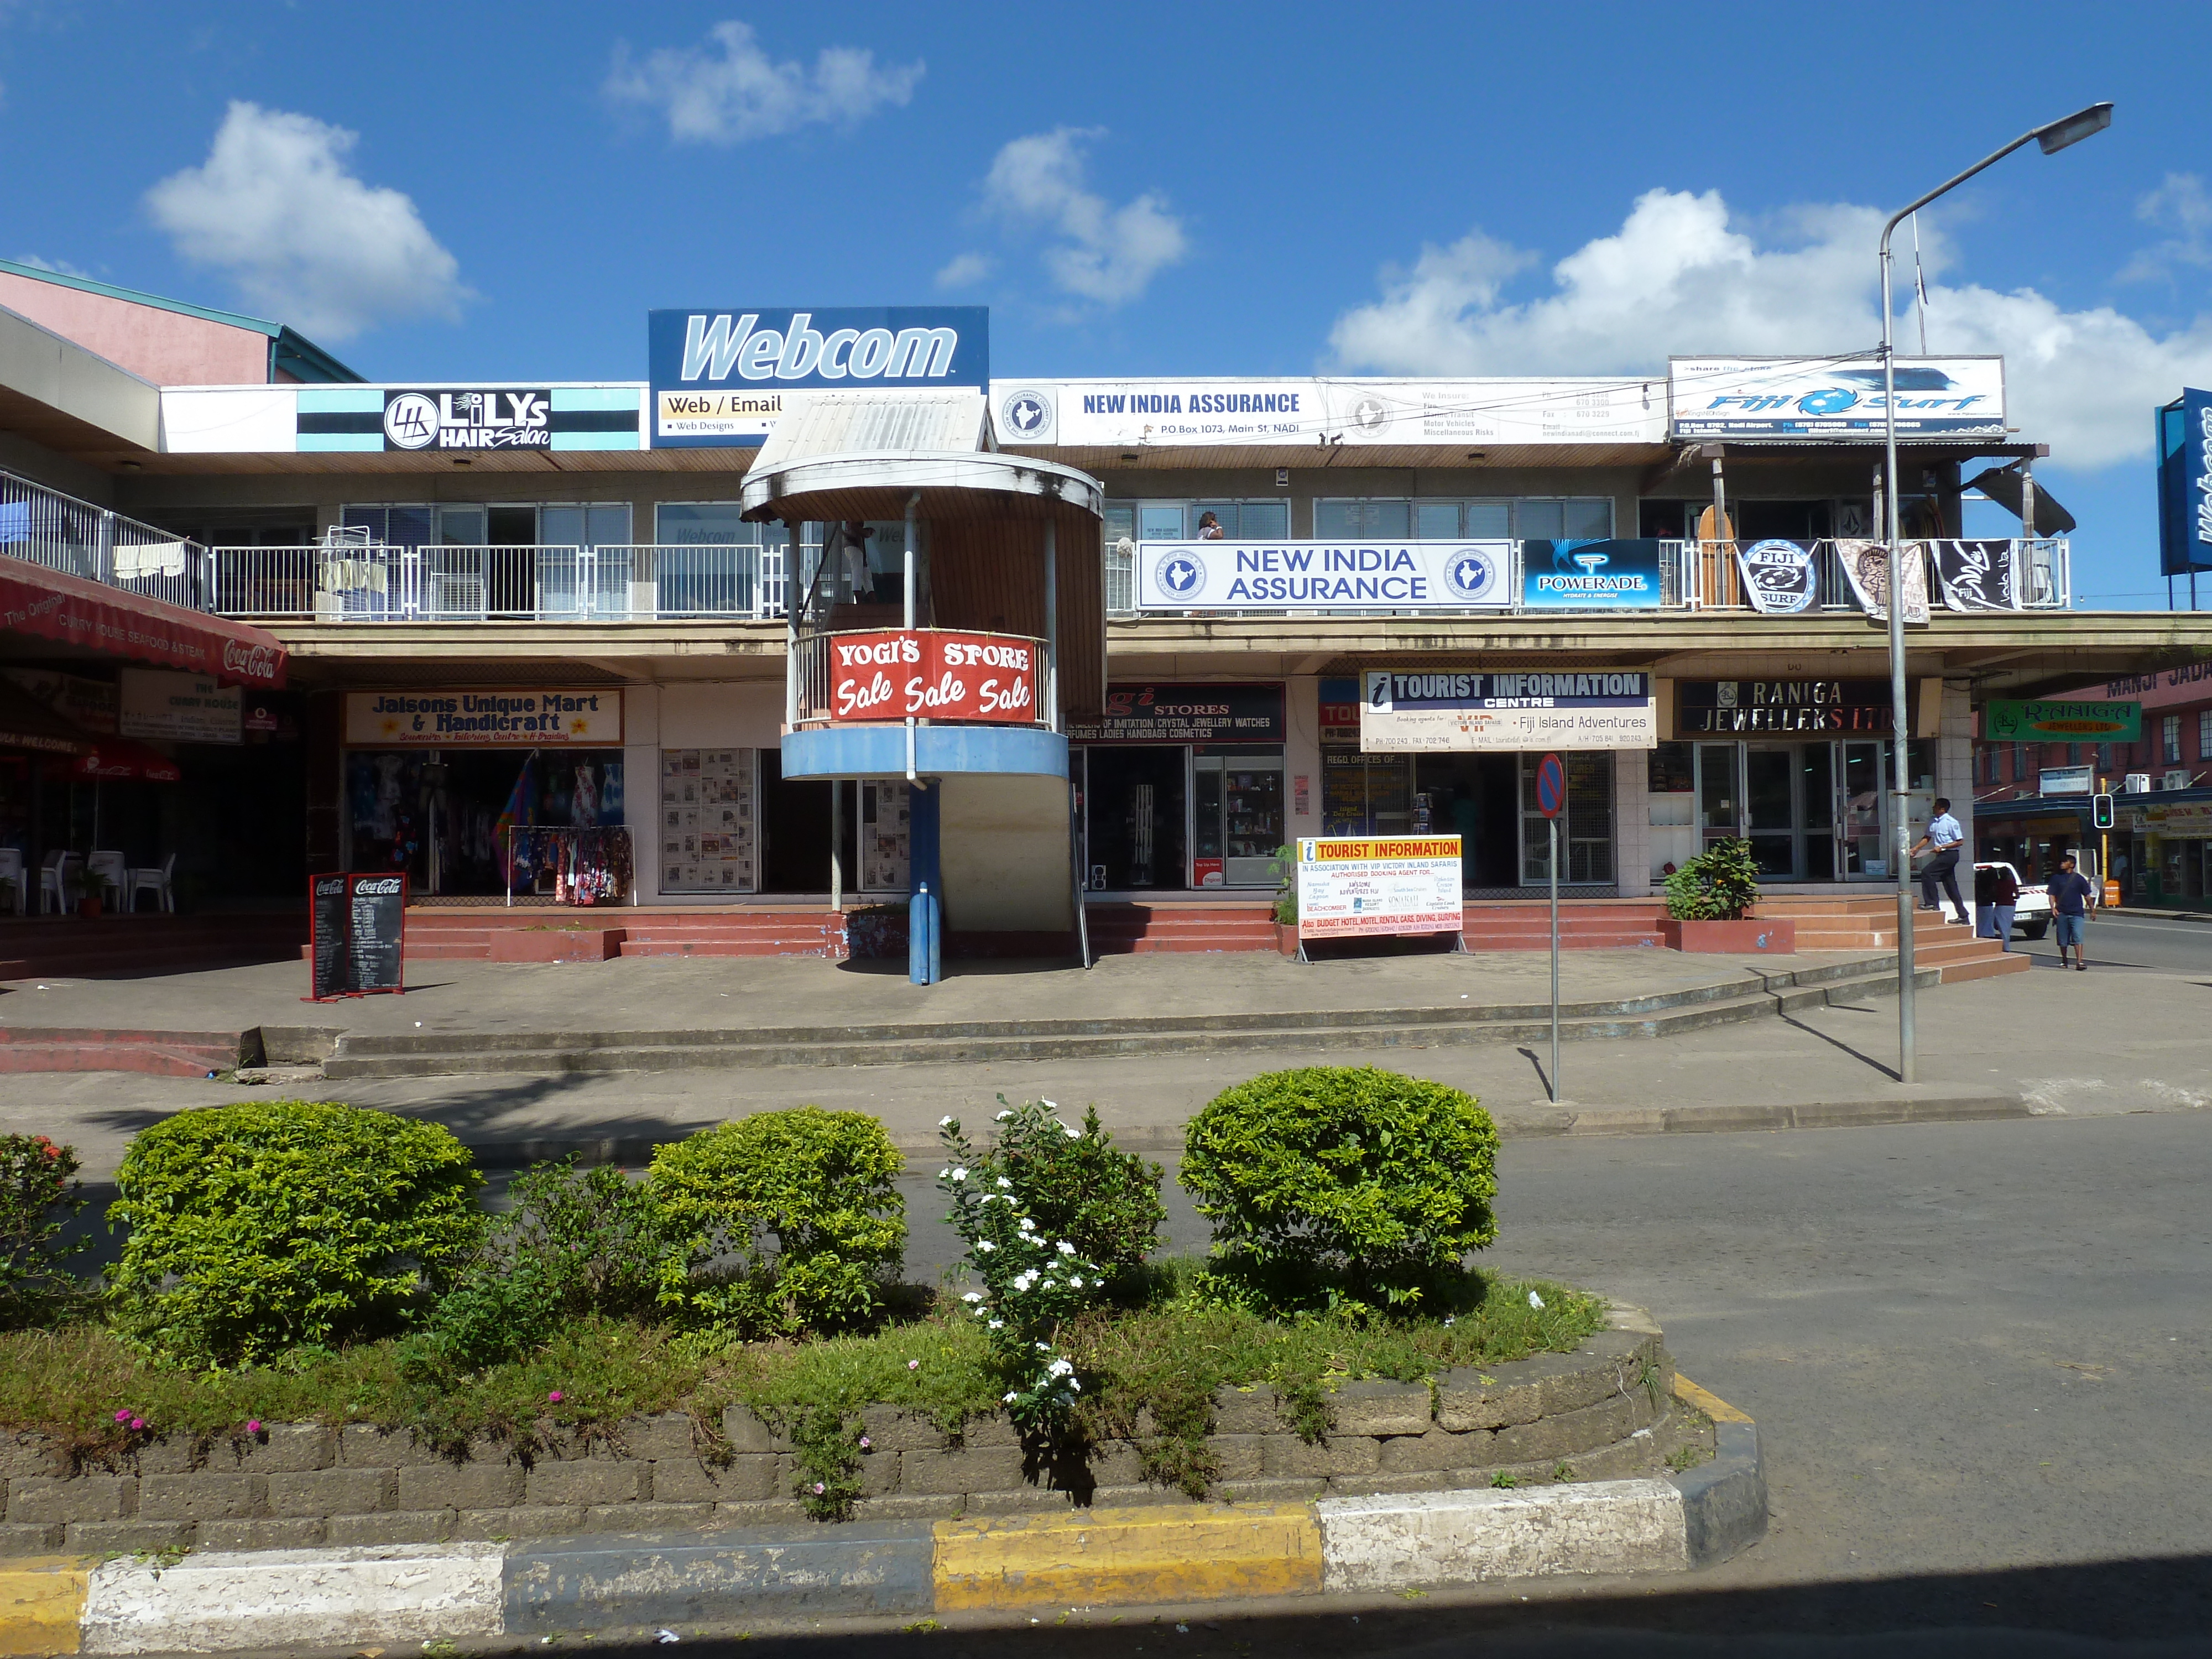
2162,770,2194,791
2124,772,2152,794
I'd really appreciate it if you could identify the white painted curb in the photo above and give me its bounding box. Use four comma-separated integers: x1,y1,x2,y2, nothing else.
81,1542,504,1655
1317,1479,1689,1592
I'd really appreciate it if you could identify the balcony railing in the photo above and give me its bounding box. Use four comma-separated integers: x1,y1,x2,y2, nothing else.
208,542,797,623
1,469,213,611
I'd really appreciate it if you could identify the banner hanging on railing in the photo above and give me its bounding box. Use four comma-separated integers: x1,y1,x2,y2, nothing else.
1135,540,1512,611
1834,539,1930,624
1928,539,2021,611
1519,540,1665,609
1733,539,1818,614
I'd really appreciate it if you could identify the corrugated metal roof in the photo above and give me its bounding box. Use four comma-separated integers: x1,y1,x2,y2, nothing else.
750,390,987,471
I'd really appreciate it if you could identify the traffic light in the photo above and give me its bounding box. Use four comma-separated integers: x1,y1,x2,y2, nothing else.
2092,792,2116,830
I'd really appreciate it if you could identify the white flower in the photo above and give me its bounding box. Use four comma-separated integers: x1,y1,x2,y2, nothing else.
1063,1124,1080,1139
1070,1275,1084,1288
1056,1241,1076,1256
1035,1341,1052,1352
1042,1279,1056,1289
1047,1358,1074,1378
1443,1316,1455,1328
1528,1291,1545,1310
1041,1099,1058,1109
937,1167,950,1179
997,1177,1013,1189
1066,1379,1081,1393
939,1115,954,1128
1004,1391,1018,1403
950,1167,968,1182
962,1291,983,1302
988,1319,1004,1329
995,1110,1014,1120
977,1239,997,1252
1013,1271,1036,1291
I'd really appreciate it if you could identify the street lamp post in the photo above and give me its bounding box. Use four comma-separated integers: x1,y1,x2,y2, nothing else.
1878,101,2111,1084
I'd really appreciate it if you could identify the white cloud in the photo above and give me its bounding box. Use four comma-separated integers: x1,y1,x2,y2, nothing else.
2120,172,2212,280
982,128,1187,306
10,253,92,278
1327,186,2212,471
606,20,922,144
935,251,993,290
145,102,467,341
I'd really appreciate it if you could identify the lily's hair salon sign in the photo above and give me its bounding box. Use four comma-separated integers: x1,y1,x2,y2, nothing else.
1139,541,1511,610
1296,836,1465,941
345,690,623,747
1362,671,1656,752
826,630,1040,724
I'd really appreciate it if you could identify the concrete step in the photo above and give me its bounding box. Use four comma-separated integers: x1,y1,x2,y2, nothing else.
319,956,1927,1081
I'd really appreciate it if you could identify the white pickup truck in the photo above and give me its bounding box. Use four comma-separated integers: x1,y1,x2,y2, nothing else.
1935,860,2054,940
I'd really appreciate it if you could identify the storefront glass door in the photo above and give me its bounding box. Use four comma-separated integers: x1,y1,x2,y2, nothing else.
1840,741,1887,878
1696,743,1741,850
1192,752,1284,886
1745,746,1798,877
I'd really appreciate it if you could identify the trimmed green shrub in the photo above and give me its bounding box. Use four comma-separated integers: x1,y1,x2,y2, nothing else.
411,1159,677,1376
1,1134,86,1327
650,1108,905,1338
1180,1066,1499,1319
1664,837,1763,921
107,1102,482,1369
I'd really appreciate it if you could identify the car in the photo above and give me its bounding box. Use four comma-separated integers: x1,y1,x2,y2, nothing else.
1935,860,2053,940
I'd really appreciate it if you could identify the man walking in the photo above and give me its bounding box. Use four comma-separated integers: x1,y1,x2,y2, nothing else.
1911,797,1967,921
2048,853,2096,971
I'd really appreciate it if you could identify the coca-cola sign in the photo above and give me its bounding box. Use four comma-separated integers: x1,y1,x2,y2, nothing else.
827,630,1040,726
221,638,283,686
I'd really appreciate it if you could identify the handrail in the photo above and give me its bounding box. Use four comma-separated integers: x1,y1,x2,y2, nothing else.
1,467,212,612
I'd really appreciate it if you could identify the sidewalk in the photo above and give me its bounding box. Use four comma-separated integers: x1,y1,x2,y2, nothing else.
11,950,2203,1182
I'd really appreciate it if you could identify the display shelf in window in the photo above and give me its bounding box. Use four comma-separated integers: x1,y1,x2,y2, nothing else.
660,748,758,894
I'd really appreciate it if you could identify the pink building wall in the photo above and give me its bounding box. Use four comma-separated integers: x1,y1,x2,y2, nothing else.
0,272,272,385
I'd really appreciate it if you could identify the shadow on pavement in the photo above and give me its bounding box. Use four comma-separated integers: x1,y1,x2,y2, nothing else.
564,1551,2212,1657
1775,1013,1899,1082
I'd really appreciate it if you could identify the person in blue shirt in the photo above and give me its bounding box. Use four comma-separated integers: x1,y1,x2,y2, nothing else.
1910,797,1967,920
2046,853,2097,971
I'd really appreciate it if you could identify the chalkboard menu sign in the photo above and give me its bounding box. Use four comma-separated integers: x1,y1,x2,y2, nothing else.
305,872,407,999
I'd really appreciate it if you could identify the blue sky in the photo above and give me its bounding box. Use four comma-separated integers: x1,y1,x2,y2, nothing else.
3,0,2210,607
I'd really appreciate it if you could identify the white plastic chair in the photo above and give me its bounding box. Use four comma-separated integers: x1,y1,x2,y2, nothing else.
0,848,22,916
38,849,75,915
129,853,176,915
87,851,127,906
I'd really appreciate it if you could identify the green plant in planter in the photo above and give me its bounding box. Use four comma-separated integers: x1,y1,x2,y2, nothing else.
1269,843,1298,925
1181,1065,1499,1321
1663,837,1762,921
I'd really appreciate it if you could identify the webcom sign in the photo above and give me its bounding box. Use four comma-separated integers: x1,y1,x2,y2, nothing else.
647,307,988,447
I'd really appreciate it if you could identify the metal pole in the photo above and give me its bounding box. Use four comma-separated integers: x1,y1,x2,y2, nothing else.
830,782,843,912
1548,815,1560,1103
1044,518,1060,733
904,493,920,784
1882,227,1916,1082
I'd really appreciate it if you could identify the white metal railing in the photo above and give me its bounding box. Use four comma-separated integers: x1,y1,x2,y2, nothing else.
1,468,211,611
1678,538,2072,612
208,541,801,622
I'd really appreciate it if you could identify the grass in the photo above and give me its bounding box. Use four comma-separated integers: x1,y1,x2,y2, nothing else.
0,1264,1605,1511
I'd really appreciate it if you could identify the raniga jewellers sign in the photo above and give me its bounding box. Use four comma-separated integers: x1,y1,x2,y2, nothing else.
827,630,1039,724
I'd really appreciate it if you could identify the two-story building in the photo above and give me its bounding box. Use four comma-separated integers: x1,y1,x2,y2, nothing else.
3,267,2210,957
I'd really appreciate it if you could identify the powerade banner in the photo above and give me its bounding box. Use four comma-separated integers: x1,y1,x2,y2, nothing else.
1520,540,1664,609
648,307,988,447
1670,356,2006,440
2156,388,2212,575
1136,541,1511,611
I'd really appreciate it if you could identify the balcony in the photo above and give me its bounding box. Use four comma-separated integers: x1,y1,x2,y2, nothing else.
1,469,215,612
207,542,796,623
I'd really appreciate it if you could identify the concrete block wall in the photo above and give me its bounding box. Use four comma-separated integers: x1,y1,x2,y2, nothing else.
0,1332,1695,1554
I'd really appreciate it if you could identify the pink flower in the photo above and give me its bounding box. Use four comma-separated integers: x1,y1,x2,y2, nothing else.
858,1437,872,1451
114,1409,131,1424
547,1391,564,1404
129,1419,145,1432
812,1481,826,1495
907,1360,920,1370
246,1420,263,1436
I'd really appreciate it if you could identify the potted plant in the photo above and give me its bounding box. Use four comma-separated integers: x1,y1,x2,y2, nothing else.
1660,837,1794,953
1269,843,1300,956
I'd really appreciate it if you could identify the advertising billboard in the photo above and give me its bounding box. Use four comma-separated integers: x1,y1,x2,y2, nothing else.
2157,388,2212,575
293,387,642,453
1519,540,1665,609
1670,356,2006,441
1984,699,2142,743
649,307,988,447
825,630,1040,724
1360,670,1656,752
1296,836,1465,941
1136,540,1512,611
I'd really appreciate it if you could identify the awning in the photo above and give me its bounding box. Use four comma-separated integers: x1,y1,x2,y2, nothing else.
0,677,93,755
50,738,180,782
0,554,287,688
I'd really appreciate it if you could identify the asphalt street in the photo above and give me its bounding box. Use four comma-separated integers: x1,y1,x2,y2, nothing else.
2012,907,2212,974
583,1108,2212,1658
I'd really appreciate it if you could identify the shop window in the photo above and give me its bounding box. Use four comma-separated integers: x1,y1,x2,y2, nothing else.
659,749,758,894
2199,709,2212,760
1519,753,1614,885
1414,501,1512,538
1322,749,1411,836
2163,714,2183,765
342,504,484,546
1316,499,1413,539
1514,499,1614,540
654,505,789,618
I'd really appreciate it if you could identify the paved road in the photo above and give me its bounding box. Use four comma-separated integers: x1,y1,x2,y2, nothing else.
2013,907,2212,975
600,1110,2212,1657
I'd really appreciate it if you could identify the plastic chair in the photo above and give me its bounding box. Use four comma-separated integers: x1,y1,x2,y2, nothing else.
87,851,127,905
38,849,75,916
0,848,22,916
128,853,176,915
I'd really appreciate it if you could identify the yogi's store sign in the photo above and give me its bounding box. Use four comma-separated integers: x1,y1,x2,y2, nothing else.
828,630,1040,724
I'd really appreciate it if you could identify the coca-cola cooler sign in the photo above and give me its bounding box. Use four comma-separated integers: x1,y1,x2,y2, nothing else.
828,630,1040,724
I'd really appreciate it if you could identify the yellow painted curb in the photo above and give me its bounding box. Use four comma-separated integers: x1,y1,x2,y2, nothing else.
933,1502,1322,1611
1674,1374,1752,1424
0,1557,91,1657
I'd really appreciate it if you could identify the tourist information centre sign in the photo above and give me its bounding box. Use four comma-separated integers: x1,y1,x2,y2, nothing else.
1360,670,1655,752
1295,836,1464,943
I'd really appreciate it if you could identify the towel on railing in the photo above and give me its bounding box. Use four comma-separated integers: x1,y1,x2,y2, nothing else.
0,501,27,544
113,541,188,580
316,557,388,594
